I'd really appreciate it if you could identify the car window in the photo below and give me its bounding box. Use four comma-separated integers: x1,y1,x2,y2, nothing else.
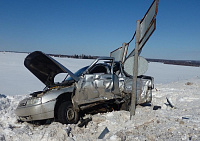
89,64,109,74
66,66,89,81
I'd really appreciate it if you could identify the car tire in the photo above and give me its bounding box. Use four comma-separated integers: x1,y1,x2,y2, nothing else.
120,101,131,111
57,101,79,124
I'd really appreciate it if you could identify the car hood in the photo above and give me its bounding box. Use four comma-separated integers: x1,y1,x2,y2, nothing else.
24,51,79,87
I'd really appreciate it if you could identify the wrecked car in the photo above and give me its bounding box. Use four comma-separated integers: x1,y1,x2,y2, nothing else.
15,51,154,124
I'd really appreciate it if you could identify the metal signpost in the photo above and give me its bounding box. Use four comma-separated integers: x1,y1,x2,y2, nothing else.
130,20,140,118
130,0,159,119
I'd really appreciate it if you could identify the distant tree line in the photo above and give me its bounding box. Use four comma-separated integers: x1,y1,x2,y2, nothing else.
0,51,99,59
147,58,200,67
1,51,200,67
48,53,99,59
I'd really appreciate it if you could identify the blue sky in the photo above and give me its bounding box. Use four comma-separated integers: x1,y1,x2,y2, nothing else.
0,0,200,60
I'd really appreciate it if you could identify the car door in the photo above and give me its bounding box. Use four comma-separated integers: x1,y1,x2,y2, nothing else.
73,64,118,105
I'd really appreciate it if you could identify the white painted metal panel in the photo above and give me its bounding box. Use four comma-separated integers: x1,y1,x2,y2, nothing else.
139,0,158,42
110,43,128,63
110,47,123,62
124,56,148,76
139,19,156,49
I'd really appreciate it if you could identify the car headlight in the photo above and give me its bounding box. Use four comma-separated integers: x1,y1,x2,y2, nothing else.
26,97,42,106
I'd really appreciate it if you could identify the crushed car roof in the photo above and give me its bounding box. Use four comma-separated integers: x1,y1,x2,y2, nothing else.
24,51,79,87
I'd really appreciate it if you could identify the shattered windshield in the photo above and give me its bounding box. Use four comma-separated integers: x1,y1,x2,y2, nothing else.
66,66,89,81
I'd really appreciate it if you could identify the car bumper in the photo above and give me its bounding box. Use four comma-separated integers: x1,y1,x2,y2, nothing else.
15,100,56,121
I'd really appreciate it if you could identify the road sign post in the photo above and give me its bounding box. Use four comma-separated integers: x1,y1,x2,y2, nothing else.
130,0,159,120
130,20,140,119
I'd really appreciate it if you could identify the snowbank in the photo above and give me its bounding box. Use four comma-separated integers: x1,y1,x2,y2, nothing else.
1,78,200,140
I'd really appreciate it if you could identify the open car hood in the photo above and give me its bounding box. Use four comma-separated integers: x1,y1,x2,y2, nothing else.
24,51,79,87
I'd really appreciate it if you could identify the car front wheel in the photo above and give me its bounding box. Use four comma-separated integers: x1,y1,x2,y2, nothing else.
57,101,79,124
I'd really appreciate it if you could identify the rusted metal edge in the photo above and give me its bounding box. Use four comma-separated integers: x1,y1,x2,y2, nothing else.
139,19,156,50
140,0,159,24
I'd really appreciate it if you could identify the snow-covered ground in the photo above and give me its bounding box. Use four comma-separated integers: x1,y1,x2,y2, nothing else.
0,52,200,140
0,52,94,96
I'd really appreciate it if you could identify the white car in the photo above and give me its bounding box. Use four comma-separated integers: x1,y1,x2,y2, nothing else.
16,51,153,124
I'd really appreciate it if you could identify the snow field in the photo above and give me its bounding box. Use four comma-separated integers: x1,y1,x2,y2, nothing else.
0,52,200,140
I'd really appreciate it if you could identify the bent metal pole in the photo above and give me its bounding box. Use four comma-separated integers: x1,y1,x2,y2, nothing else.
130,20,140,120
